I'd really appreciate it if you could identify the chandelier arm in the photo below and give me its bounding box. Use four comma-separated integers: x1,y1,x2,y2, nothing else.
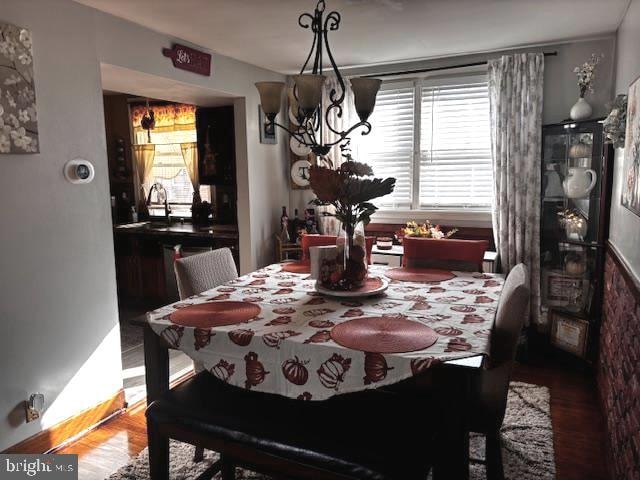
299,27,318,76
271,120,308,144
311,4,324,74
324,102,345,137
298,12,314,29
303,117,320,147
321,120,372,148
323,11,345,106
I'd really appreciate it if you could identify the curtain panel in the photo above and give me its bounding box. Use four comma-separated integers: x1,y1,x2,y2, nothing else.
181,142,200,203
132,144,156,216
488,53,544,325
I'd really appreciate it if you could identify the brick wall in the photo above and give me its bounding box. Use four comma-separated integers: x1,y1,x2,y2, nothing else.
597,249,640,480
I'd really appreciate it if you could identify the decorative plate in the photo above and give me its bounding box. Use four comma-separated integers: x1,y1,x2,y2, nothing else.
290,135,312,157
289,106,302,126
291,159,312,187
315,276,389,298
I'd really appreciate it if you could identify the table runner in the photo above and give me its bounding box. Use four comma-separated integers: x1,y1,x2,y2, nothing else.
146,264,504,401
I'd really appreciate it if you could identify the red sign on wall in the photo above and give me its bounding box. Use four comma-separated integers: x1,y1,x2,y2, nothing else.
162,43,212,76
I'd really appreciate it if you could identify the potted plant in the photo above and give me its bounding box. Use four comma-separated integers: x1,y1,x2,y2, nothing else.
309,158,395,290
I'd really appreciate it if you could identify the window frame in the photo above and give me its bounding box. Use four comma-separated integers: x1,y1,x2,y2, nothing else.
363,70,493,221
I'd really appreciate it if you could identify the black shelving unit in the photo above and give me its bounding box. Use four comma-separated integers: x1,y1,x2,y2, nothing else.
539,118,614,361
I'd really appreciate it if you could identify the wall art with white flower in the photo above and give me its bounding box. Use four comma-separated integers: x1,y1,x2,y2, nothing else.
0,22,38,154
622,75,640,217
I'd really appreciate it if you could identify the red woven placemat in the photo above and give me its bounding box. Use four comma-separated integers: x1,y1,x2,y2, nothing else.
281,262,311,274
331,316,438,353
169,301,261,328
385,267,455,283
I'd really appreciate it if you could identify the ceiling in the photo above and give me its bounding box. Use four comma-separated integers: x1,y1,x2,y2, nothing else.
78,0,629,74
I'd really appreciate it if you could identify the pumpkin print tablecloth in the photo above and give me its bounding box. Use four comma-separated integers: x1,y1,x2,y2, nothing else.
146,264,504,401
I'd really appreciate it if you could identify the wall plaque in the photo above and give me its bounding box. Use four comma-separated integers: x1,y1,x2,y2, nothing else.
162,43,211,76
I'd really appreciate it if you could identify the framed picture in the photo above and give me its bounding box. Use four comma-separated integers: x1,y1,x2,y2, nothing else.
550,310,589,357
622,74,640,217
258,106,277,144
541,269,589,311
0,22,39,153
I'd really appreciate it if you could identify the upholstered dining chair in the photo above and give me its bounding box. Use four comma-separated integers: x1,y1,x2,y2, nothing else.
402,237,489,271
174,247,238,299
301,234,376,264
301,234,337,262
471,263,530,480
173,247,239,462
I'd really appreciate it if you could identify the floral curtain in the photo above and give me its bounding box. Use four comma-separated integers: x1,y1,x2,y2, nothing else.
180,142,200,203
488,53,544,325
317,75,356,235
132,144,156,216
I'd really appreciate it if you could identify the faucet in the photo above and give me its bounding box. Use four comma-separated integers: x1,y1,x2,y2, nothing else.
146,182,171,224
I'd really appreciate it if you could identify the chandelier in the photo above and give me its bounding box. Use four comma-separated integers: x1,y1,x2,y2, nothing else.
255,0,382,158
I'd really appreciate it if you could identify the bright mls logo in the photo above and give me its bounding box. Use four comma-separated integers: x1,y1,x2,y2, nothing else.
1,454,77,479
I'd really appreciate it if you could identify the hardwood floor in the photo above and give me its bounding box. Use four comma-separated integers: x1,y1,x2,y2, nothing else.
57,360,609,480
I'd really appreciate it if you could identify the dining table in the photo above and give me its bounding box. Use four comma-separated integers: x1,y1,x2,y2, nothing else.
135,262,505,479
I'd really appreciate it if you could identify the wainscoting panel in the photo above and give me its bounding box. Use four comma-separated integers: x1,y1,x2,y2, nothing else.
597,243,640,480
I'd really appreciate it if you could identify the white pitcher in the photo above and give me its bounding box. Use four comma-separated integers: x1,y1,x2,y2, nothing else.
563,167,597,198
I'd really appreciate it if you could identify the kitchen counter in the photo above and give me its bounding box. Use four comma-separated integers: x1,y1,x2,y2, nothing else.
113,221,240,304
113,221,239,240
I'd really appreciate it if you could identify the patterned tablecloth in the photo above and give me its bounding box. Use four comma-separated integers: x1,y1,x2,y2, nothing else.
146,264,504,401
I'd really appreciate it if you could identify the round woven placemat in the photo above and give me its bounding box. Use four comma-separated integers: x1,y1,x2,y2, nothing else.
281,262,311,274
385,267,455,283
331,316,438,353
169,301,261,328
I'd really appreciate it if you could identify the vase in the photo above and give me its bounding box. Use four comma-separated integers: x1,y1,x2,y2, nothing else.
570,97,593,121
335,221,368,289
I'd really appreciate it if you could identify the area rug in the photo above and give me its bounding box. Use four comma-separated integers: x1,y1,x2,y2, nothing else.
107,382,555,480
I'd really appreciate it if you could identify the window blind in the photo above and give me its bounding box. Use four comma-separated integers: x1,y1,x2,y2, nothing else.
419,80,492,208
357,82,414,208
355,74,493,211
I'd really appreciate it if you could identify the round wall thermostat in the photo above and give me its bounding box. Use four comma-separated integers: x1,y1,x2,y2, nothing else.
64,159,95,184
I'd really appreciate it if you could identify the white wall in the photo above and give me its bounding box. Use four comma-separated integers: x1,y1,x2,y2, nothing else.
0,0,122,451
0,0,288,451
610,0,640,281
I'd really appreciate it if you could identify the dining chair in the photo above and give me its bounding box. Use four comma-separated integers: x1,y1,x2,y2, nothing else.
173,247,239,462
301,234,375,264
301,234,337,262
402,237,489,271
471,263,530,480
174,247,238,299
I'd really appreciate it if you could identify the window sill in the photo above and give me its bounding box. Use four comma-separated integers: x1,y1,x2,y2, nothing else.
371,209,493,228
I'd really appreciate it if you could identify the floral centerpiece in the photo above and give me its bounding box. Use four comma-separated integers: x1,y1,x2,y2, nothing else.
401,220,458,240
309,158,395,290
570,53,604,120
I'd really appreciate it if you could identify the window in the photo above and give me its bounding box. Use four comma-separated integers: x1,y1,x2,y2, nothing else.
357,74,492,211
131,103,209,217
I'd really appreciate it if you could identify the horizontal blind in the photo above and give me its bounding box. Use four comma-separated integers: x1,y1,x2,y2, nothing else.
357,82,414,208
419,80,492,208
